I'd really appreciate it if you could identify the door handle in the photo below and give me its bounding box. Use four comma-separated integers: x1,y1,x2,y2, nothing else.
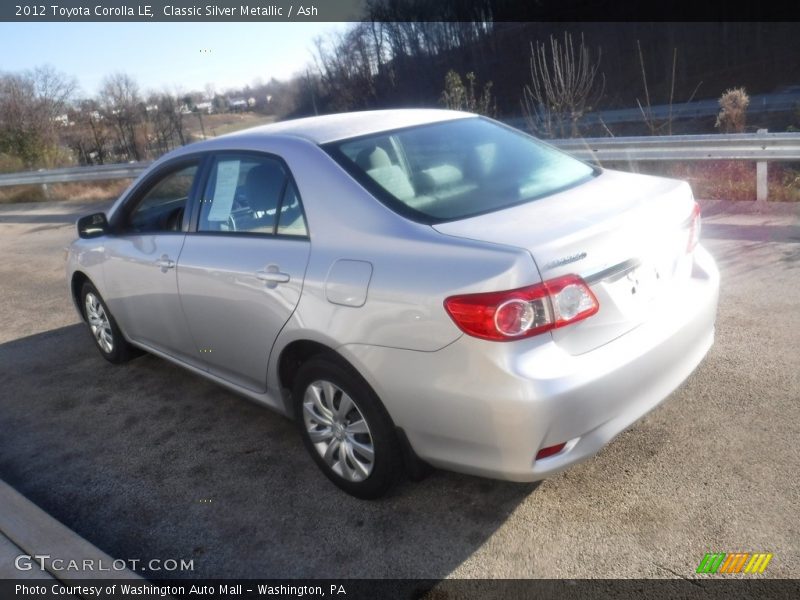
156,255,175,270
255,266,290,284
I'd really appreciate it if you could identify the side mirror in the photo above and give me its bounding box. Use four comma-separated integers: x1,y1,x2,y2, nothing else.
77,212,109,239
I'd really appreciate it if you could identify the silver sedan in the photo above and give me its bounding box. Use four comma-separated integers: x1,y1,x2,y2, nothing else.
66,109,719,498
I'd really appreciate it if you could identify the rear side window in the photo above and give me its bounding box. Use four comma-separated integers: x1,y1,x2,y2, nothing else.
325,117,596,223
276,180,307,236
198,156,307,236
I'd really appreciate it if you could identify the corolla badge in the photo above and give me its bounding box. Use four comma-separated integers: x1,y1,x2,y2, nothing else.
542,252,587,271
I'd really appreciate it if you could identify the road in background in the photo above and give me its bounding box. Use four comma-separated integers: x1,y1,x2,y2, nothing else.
0,198,797,579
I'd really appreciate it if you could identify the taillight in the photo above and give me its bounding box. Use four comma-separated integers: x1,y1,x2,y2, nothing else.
686,202,701,253
444,274,599,341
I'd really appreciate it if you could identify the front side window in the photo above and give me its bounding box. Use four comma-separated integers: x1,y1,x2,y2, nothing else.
125,163,198,233
325,117,596,223
198,156,307,236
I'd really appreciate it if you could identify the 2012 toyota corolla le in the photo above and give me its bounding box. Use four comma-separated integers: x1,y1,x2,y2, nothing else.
66,109,719,498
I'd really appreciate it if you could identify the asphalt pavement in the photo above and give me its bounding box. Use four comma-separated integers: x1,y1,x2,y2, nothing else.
0,197,797,579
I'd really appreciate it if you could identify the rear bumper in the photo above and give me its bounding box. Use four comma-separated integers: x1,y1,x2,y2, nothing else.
341,245,719,482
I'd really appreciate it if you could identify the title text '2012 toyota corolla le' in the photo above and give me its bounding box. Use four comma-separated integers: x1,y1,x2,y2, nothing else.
66,110,719,498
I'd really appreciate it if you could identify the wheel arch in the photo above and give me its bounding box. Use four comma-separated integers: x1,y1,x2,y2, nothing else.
275,338,388,420
277,339,341,416
278,337,429,485
70,270,92,321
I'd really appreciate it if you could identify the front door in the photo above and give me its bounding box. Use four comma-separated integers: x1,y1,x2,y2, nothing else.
102,160,202,365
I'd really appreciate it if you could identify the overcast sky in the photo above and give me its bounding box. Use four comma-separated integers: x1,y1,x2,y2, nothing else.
0,22,347,96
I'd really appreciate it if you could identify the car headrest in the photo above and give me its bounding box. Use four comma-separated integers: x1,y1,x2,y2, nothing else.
356,146,392,170
245,162,284,211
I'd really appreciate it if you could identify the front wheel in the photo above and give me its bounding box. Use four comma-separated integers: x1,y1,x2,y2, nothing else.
81,282,135,364
293,356,402,499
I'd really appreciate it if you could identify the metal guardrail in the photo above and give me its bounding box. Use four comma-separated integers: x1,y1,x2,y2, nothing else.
0,161,151,186
551,131,800,202
1,132,799,201
551,132,800,162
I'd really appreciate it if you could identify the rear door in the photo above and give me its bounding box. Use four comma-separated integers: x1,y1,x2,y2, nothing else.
103,159,202,364
177,152,311,393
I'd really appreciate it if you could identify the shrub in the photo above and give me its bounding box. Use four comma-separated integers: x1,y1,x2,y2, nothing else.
715,87,750,133
441,70,496,117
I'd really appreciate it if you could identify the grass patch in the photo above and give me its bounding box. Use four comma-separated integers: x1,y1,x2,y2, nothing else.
184,112,277,139
0,179,131,204
604,160,800,201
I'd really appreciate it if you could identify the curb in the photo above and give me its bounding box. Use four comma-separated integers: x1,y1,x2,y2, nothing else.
0,479,143,584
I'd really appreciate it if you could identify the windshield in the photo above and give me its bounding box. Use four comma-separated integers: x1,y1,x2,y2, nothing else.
324,117,596,223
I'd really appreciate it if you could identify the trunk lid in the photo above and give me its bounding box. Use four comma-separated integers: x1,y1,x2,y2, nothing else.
433,169,698,354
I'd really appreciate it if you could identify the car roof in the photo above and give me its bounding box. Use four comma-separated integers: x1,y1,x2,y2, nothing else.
222,108,475,145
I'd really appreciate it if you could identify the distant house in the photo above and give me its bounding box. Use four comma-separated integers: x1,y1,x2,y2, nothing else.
195,101,214,114
228,98,248,112
53,114,72,126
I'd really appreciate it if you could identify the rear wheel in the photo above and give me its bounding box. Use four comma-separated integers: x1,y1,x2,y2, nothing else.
81,282,135,364
293,356,402,499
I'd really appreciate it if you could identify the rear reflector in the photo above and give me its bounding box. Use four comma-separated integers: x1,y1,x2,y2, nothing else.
444,275,599,341
536,442,567,460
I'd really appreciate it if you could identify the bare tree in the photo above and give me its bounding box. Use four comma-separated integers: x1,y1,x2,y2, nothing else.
145,94,170,156
139,92,188,156
62,99,112,165
83,101,110,163
32,65,75,113
99,73,143,161
0,65,76,167
636,42,703,136
308,17,495,115
522,32,605,138
204,83,216,103
313,24,381,112
164,95,187,146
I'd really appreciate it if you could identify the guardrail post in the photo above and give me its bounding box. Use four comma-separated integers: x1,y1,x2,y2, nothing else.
36,168,51,200
756,128,768,203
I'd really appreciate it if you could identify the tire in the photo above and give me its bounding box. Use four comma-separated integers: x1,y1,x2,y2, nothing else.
80,282,135,364
293,355,402,499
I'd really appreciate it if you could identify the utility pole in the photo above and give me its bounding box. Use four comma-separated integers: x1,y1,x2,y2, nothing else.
196,111,206,139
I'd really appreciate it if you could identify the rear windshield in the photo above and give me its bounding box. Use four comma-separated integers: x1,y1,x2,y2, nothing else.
323,117,596,223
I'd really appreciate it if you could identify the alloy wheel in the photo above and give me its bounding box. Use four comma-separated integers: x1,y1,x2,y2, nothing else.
302,379,375,482
85,292,114,353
